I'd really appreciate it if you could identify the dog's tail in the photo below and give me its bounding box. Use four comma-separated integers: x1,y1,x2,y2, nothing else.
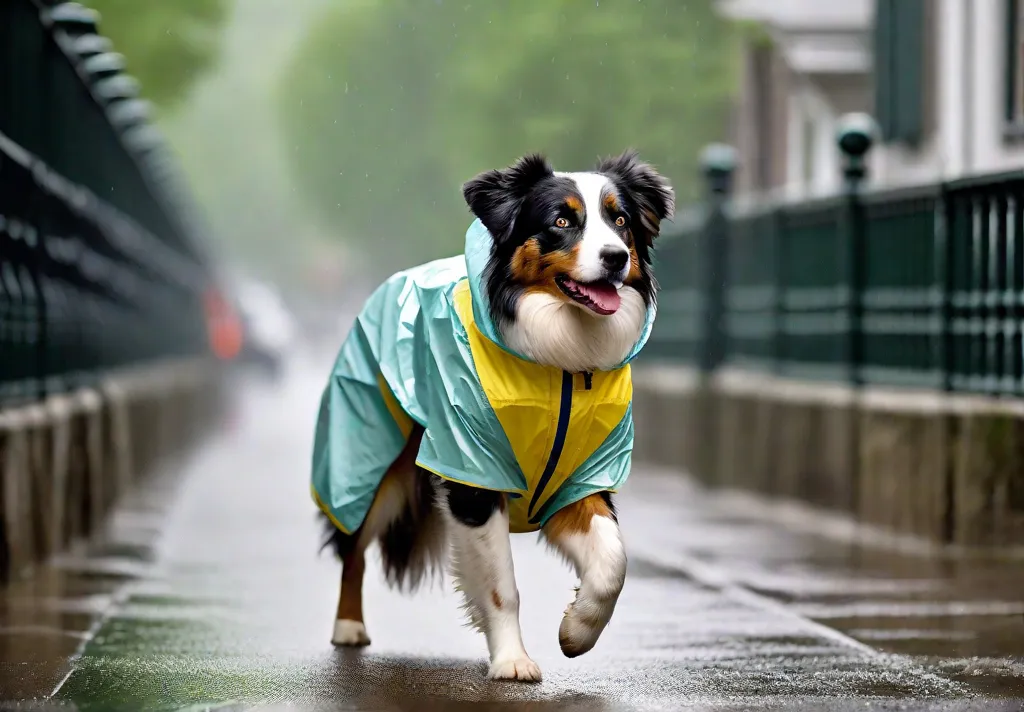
318,465,446,593
377,468,446,592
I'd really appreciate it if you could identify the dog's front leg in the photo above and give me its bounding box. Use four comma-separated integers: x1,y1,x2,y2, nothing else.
542,492,626,658
438,480,541,682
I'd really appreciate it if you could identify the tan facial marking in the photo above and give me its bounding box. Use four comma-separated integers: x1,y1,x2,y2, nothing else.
511,239,582,304
510,239,578,283
625,245,643,283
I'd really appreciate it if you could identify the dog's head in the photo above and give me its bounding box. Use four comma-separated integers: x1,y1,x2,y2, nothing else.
462,151,674,372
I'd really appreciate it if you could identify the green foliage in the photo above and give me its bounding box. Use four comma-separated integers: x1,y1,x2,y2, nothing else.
736,18,774,48
84,0,230,108
279,0,739,271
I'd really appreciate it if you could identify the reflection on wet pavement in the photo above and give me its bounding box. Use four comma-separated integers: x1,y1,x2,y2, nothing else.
2,351,1023,710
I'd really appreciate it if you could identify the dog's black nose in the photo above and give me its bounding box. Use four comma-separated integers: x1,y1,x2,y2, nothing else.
600,247,629,273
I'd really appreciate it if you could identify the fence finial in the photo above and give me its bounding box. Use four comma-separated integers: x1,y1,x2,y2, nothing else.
699,143,738,196
696,143,736,376
836,113,877,190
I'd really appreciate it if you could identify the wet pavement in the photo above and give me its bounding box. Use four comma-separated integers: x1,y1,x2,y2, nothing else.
2,348,1024,711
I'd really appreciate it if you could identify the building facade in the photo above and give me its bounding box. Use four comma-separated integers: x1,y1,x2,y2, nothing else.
721,0,1024,199
719,0,872,199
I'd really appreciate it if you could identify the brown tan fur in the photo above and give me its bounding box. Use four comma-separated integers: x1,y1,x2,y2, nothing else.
511,238,581,305
542,492,615,541
622,229,644,285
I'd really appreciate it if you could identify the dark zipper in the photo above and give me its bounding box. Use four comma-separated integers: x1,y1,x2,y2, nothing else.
528,370,592,522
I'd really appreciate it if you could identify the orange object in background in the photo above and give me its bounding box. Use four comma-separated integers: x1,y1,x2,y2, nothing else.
204,287,244,361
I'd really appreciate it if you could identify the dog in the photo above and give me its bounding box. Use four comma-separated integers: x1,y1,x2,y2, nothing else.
312,150,674,682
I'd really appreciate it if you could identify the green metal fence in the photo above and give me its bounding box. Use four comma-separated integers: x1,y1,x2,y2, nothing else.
649,129,1024,396
0,0,220,407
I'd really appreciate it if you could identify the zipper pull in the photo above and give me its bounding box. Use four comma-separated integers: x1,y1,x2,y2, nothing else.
583,371,593,390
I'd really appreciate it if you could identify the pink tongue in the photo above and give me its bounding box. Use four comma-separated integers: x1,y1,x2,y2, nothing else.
576,281,621,314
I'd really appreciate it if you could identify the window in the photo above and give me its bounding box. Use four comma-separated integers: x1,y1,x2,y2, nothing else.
873,0,925,146
1005,0,1024,136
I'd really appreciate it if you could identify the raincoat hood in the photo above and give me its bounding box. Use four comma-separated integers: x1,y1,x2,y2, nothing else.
463,218,657,368
312,219,656,537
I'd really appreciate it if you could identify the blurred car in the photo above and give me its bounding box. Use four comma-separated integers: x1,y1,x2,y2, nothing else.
234,277,297,379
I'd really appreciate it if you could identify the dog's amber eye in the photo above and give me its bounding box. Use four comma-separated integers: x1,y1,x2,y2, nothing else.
615,216,627,227
555,217,569,228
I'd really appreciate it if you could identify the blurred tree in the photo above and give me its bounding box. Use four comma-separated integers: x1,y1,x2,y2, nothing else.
280,0,738,271
85,0,230,108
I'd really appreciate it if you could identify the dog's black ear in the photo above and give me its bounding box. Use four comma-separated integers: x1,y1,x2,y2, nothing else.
597,150,675,244
462,154,553,242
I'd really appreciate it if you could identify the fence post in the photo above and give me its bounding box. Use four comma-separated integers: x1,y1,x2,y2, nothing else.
938,186,954,393
697,143,737,376
836,113,875,386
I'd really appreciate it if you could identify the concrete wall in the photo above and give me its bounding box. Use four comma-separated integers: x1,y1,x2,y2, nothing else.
633,364,1024,549
0,360,226,582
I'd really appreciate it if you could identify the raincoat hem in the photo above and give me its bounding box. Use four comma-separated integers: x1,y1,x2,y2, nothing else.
415,458,525,496
312,484,352,535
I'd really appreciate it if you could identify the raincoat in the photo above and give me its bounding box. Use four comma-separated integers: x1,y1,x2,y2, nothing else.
312,219,656,534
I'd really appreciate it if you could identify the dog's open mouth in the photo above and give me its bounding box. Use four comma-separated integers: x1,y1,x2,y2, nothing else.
555,275,621,315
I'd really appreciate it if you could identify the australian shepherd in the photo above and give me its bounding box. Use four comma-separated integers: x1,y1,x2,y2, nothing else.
318,150,674,681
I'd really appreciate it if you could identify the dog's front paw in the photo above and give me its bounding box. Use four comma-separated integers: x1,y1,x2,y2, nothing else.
332,619,371,647
488,656,542,682
558,594,615,658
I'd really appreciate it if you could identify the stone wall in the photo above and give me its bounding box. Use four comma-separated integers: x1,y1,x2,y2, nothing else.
0,360,226,582
632,364,1024,548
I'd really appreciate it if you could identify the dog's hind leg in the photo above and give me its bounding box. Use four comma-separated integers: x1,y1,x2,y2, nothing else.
329,485,396,647
320,518,371,646
330,425,429,647
542,492,625,658
333,546,371,646
437,479,541,682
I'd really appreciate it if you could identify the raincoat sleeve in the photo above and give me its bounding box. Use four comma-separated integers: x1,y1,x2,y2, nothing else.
532,404,635,527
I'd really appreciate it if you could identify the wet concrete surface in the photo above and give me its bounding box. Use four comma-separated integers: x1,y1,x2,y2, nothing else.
2,349,1024,710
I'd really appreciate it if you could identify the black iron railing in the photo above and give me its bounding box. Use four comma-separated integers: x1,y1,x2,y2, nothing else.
649,117,1024,396
0,0,217,408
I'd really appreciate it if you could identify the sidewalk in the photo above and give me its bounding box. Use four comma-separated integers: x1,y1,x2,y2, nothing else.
2,353,1022,710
